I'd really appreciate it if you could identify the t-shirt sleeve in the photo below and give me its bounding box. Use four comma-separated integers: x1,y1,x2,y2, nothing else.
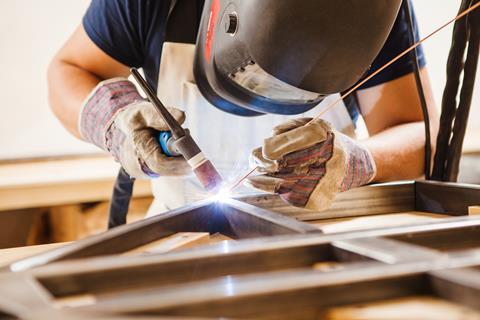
359,1,426,89
82,0,165,68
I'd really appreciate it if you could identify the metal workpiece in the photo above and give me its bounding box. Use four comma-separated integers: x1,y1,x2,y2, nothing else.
3,180,480,318
8,198,319,272
8,180,480,272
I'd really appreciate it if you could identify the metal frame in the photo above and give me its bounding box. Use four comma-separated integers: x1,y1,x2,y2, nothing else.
1,180,480,318
6,180,480,272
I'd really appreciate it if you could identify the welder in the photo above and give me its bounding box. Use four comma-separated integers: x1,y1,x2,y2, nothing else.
48,0,438,214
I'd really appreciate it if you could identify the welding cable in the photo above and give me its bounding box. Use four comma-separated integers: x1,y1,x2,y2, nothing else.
108,168,134,229
445,0,479,181
403,0,432,180
432,0,472,180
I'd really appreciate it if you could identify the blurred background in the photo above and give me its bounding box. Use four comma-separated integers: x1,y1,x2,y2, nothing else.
0,1,478,160
0,1,478,250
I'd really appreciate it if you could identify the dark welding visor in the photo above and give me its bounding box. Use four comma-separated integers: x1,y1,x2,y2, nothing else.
194,0,402,116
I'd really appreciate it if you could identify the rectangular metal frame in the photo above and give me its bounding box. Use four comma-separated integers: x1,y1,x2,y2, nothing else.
2,180,480,318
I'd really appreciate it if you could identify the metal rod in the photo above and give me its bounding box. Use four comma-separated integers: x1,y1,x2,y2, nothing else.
130,68,185,139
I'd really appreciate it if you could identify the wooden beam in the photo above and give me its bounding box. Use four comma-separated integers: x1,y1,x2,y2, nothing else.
125,233,211,255
0,156,152,211
469,206,480,215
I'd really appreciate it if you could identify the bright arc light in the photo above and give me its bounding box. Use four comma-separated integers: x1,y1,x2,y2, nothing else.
211,188,232,202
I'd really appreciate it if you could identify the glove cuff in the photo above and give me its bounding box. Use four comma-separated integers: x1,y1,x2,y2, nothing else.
339,135,377,192
78,78,143,149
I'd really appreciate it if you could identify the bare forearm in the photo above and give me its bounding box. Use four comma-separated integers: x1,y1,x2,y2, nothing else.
363,121,429,182
48,59,100,138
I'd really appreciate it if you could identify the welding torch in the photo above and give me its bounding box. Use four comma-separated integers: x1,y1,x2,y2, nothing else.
130,68,223,192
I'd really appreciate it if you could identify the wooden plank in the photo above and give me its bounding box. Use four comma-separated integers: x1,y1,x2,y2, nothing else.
49,205,83,243
125,233,211,255
0,156,152,211
312,212,446,234
469,206,480,215
237,182,415,221
0,243,68,267
332,237,440,264
323,296,480,320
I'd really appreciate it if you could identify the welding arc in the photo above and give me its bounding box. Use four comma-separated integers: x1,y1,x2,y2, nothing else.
228,2,480,193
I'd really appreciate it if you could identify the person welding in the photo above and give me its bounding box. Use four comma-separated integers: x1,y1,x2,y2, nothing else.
48,0,438,214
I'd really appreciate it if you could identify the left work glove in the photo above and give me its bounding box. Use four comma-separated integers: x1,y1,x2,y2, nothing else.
246,118,376,211
79,78,190,179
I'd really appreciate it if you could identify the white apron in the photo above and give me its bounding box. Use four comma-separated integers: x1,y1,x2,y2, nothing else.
146,42,355,217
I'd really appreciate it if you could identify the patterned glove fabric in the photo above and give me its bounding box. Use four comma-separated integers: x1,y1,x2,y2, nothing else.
246,118,376,211
79,78,189,179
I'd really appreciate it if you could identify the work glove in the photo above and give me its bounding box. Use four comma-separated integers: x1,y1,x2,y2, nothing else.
79,78,190,179
246,118,376,211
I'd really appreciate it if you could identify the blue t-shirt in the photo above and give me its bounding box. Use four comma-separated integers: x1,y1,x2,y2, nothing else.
83,0,425,119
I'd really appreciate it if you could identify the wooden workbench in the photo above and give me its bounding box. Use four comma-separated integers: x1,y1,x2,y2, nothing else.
0,155,152,211
0,156,153,246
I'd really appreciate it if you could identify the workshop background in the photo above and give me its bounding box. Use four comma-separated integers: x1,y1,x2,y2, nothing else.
0,1,478,249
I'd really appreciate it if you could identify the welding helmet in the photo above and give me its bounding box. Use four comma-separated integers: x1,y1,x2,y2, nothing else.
194,0,402,116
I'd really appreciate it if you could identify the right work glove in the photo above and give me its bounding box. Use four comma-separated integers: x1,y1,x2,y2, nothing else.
246,118,376,211
79,78,190,179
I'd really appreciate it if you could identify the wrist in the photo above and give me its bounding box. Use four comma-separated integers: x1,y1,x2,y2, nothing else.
339,135,377,191
78,78,143,149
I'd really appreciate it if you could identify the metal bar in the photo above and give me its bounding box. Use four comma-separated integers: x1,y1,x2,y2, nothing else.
220,199,320,237
7,199,317,272
31,215,480,298
83,264,430,318
7,200,224,272
237,182,415,221
415,180,480,215
332,237,441,264
79,252,480,318
34,242,333,298
430,267,480,310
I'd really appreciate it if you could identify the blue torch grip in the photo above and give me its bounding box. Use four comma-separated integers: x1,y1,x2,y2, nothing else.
158,132,181,157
